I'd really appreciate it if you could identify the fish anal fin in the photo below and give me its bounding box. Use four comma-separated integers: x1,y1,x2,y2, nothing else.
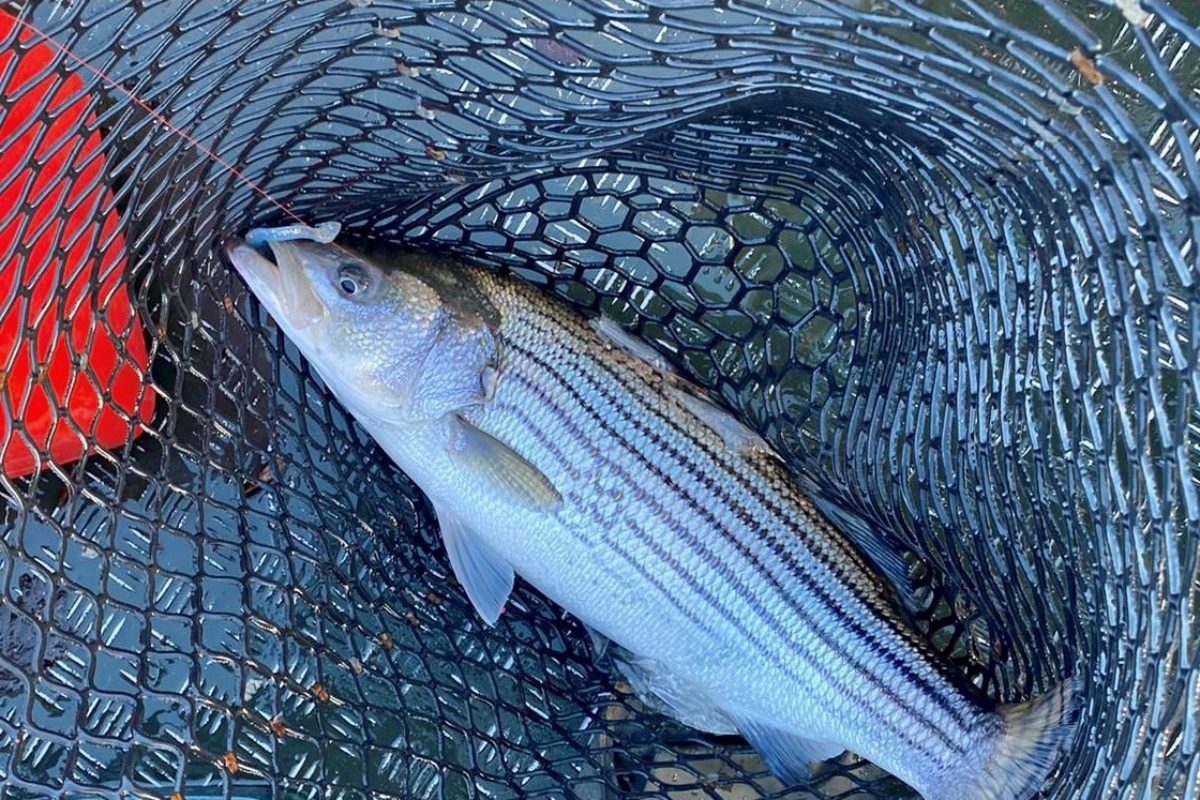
730,715,843,785
450,416,562,510
435,501,514,625
949,678,1080,800
584,625,612,660
615,653,738,736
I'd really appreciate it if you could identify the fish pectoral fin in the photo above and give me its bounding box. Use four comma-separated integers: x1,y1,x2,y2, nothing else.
450,415,563,511
731,715,843,785
435,502,515,626
671,386,781,461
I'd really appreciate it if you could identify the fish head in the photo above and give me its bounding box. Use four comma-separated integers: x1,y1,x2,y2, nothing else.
226,235,492,423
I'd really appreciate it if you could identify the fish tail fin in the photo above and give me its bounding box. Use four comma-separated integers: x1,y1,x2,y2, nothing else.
963,678,1081,800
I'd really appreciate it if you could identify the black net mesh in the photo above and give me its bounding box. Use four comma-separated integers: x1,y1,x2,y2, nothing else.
1,0,1198,797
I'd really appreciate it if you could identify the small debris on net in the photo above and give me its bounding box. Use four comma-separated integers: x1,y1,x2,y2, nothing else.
223,753,240,775
523,36,588,66
425,145,448,161
374,22,400,39
54,484,73,510
244,454,287,497
313,683,331,702
1068,49,1104,86
379,631,394,650
396,60,421,77
270,716,287,737
907,214,922,241
1114,0,1151,27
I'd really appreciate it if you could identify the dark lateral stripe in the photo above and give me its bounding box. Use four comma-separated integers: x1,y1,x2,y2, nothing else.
521,304,903,606
537,312,916,615
514,306,898,599
498,330,973,742
516,295,887,590
503,314,975,736
495,359,965,758
494,388,940,759
626,402,973,732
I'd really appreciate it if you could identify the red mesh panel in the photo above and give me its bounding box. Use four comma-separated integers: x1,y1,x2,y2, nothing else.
0,9,154,478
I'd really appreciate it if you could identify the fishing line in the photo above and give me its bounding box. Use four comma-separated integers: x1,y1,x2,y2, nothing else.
8,9,304,227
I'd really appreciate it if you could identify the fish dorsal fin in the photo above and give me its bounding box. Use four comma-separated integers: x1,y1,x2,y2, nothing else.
808,493,919,616
672,386,780,460
450,415,563,510
591,315,676,375
591,315,780,461
434,500,514,625
729,713,843,785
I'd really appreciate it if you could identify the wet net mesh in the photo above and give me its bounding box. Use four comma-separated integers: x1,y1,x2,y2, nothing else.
1,0,1198,797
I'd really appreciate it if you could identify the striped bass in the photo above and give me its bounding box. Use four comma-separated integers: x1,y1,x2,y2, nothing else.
226,223,1078,800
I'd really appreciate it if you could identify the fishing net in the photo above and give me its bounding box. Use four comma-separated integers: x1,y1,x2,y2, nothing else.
1,0,1197,797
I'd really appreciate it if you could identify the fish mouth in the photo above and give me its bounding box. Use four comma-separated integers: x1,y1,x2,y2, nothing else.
225,238,327,330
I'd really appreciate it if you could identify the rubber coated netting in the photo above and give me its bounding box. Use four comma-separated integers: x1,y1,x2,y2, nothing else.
0,0,1197,798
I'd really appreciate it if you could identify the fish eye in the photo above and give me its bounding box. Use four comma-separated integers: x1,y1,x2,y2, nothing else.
337,263,370,297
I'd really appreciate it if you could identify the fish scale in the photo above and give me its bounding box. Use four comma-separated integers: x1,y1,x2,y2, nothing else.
226,228,1079,800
